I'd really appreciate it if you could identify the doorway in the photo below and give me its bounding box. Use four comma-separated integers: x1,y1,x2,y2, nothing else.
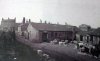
80,35,83,41
42,33,48,42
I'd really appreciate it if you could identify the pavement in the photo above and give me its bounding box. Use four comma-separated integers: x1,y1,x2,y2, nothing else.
16,35,100,61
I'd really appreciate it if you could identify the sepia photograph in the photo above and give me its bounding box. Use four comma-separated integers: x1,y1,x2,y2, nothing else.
0,0,100,61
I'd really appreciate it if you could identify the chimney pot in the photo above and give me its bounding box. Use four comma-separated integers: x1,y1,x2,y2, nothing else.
23,17,25,24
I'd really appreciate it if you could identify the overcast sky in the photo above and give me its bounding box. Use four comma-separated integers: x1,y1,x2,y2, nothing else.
0,0,100,28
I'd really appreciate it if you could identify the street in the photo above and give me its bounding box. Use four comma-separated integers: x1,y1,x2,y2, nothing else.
16,35,99,61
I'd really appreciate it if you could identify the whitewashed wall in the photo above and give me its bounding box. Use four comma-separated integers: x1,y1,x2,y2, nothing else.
76,34,80,41
18,26,22,35
27,24,40,42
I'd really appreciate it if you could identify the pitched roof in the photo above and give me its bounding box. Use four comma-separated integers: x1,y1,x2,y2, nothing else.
31,22,75,31
15,23,21,30
77,31,89,36
77,28,96,36
89,28,100,36
20,23,29,31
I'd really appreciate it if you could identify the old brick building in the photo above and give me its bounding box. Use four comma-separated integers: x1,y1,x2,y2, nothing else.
26,22,76,42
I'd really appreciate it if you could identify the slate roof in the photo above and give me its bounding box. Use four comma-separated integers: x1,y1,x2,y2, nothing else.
31,22,75,31
89,28,100,36
77,28,96,36
77,31,89,36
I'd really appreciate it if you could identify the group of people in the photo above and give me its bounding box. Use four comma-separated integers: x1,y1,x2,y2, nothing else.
50,39,70,45
78,43,100,58
50,39,100,58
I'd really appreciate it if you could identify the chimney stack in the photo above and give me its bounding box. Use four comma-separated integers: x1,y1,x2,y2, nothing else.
44,20,47,24
48,22,51,24
14,17,16,20
26,21,29,23
8,17,9,20
57,22,59,25
23,17,25,24
29,19,31,23
40,19,42,23
2,18,4,20
65,22,68,25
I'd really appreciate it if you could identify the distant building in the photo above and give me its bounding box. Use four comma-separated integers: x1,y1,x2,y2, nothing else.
17,17,29,38
76,27,100,45
18,23,29,38
79,24,91,31
89,28,100,45
1,18,16,32
15,23,21,32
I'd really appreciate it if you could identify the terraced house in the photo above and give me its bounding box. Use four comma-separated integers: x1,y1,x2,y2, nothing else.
26,22,77,43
